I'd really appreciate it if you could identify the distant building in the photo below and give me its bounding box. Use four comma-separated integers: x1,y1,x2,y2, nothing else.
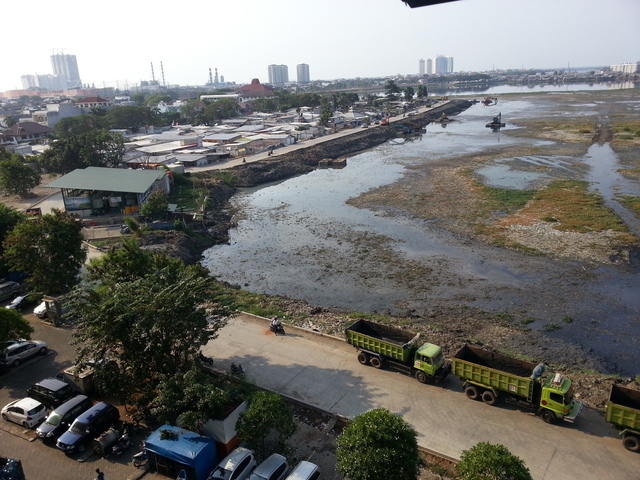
51,53,82,89
236,79,275,102
268,64,289,85
611,63,639,73
426,58,433,75
32,101,81,128
297,64,310,83
419,59,425,76
435,55,453,74
0,121,53,144
21,74,68,91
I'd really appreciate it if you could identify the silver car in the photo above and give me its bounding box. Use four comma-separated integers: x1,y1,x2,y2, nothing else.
2,397,47,428
208,447,257,480
0,340,48,367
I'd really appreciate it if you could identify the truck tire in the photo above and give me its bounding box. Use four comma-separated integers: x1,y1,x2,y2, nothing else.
481,390,497,406
622,435,640,452
370,357,383,369
540,409,556,424
357,352,369,365
464,385,479,400
415,371,428,384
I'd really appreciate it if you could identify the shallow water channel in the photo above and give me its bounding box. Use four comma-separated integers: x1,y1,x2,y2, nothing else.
202,97,640,375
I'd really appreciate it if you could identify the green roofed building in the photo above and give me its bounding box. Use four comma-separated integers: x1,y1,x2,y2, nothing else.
45,167,170,216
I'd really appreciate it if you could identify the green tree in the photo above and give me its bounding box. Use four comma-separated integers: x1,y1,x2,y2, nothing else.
85,237,152,284
106,106,157,131
154,367,251,432
3,115,18,128
336,408,419,480
72,250,232,407
236,391,295,459
141,189,169,219
457,442,532,480
0,204,26,278
38,130,124,173
0,158,40,197
385,79,401,100
403,87,415,102
416,85,428,98
3,209,86,295
319,109,332,127
0,309,34,343
53,115,107,138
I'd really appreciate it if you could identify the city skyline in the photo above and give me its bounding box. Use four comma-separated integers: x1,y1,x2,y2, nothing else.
2,0,639,93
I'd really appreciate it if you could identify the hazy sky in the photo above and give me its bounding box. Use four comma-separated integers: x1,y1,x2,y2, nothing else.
2,0,639,92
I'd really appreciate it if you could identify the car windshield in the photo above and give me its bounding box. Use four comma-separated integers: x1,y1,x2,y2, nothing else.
45,412,63,426
70,421,87,434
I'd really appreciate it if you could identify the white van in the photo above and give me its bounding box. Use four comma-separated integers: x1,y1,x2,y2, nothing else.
284,461,319,480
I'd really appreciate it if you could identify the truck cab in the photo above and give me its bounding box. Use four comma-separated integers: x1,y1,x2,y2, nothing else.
539,373,583,423
413,343,451,383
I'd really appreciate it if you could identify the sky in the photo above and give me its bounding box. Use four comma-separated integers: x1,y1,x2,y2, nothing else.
2,0,639,93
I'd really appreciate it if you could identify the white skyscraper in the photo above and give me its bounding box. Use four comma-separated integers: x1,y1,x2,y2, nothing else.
297,63,310,83
268,64,289,85
50,53,82,88
419,59,425,76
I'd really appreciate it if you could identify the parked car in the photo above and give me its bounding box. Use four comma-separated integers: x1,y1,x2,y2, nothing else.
56,402,119,453
36,395,93,443
0,281,21,302
27,378,76,409
33,301,47,319
0,340,48,367
284,461,320,480
208,447,257,480
250,454,288,480
2,398,47,428
5,295,28,311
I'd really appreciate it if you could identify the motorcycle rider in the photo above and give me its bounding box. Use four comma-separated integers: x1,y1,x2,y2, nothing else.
271,316,281,328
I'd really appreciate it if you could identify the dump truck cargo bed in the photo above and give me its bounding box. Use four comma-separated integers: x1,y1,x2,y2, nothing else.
607,384,640,431
345,319,420,363
452,345,535,401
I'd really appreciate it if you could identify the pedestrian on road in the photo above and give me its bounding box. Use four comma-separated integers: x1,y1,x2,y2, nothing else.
95,468,105,480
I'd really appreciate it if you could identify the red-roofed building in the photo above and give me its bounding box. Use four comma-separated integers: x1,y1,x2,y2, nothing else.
1,121,53,144
236,79,274,102
75,96,112,109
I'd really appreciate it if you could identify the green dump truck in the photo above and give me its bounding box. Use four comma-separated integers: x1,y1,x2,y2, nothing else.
452,345,583,424
345,319,451,383
606,384,640,452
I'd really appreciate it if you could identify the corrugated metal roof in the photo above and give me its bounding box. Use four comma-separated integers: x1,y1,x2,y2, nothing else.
45,167,166,194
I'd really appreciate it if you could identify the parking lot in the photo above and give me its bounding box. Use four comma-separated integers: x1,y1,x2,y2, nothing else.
0,308,165,480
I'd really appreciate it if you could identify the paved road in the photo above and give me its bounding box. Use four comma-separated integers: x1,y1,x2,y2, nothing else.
202,313,640,480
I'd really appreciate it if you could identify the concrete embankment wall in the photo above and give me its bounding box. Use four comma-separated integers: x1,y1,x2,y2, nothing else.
226,100,471,188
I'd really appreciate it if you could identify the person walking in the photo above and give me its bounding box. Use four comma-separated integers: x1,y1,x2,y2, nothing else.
95,468,105,480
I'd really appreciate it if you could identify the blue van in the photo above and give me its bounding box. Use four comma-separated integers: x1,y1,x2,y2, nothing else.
56,402,119,453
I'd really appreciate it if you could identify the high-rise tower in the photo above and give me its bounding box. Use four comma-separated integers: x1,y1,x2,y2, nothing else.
50,52,81,88
268,64,289,85
296,63,310,83
419,59,425,76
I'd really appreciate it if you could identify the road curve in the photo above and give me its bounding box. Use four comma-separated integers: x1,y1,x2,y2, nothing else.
203,313,640,480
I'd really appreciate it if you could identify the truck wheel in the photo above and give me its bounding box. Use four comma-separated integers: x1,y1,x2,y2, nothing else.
623,435,640,452
481,390,497,406
357,352,369,365
370,357,383,369
541,409,556,424
415,371,428,384
464,385,479,400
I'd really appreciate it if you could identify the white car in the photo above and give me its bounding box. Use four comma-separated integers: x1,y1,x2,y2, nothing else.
33,301,47,319
2,398,47,428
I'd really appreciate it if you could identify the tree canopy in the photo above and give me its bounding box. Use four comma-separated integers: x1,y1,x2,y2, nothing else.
154,367,251,432
141,189,169,219
73,241,233,407
0,157,41,197
236,391,296,459
38,130,125,173
3,209,86,295
0,309,34,344
336,408,419,480
457,442,532,480
0,204,26,278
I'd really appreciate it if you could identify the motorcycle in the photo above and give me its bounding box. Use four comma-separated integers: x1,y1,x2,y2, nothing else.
230,363,245,378
111,428,132,456
199,350,214,366
133,442,148,468
270,323,285,335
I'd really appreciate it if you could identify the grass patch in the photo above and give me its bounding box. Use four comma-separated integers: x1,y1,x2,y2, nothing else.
562,315,573,323
520,317,535,326
527,180,630,233
543,322,562,332
482,186,536,212
617,195,640,218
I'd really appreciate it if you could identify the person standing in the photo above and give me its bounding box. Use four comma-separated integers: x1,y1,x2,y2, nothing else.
95,468,105,480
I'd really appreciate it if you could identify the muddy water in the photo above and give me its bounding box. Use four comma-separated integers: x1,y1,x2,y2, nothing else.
202,97,640,375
